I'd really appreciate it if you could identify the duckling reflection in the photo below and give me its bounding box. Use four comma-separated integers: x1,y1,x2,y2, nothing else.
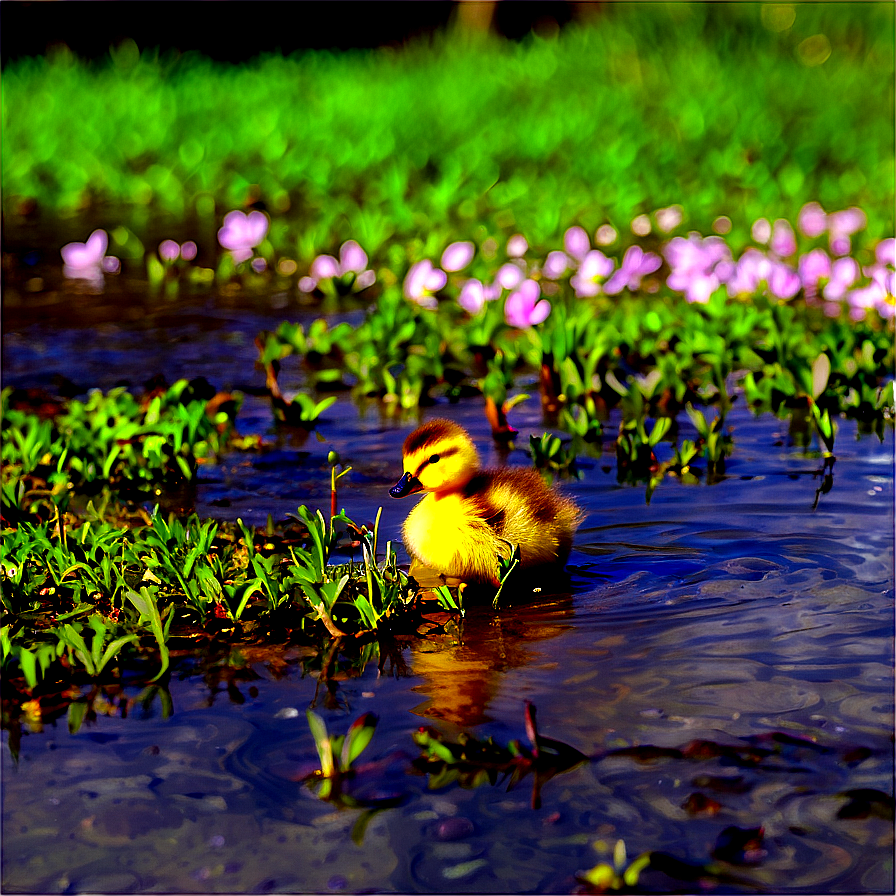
409,599,575,728
390,419,582,586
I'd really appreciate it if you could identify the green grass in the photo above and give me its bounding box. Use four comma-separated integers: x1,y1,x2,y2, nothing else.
2,2,893,256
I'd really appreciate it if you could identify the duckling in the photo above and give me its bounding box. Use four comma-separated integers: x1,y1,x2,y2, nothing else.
390,418,583,586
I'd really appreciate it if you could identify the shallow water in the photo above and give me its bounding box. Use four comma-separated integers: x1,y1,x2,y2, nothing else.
2,293,894,893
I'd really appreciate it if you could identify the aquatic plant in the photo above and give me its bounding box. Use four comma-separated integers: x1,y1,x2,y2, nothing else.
60,229,119,282
412,701,588,809
577,839,652,893
217,209,269,264
305,709,379,798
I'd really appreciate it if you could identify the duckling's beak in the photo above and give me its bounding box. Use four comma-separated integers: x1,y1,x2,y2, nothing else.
390,471,422,498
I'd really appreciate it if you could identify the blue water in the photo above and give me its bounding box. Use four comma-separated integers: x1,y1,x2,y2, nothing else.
2,296,893,893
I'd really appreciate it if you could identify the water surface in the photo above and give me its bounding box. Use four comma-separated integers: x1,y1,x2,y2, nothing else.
2,293,893,893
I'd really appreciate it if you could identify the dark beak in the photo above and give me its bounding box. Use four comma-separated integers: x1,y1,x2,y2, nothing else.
390,471,422,498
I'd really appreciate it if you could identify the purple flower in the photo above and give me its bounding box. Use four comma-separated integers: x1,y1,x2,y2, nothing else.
798,202,827,238
798,248,832,297
339,240,368,274
603,245,662,295
828,207,866,256
564,226,590,261
458,279,486,314
496,262,525,290
404,259,447,308
767,261,801,300
542,250,569,280
846,283,887,321
867,264,895,298
310,255,339,280
217,210,268,264
770,219,797,257
665,234,731,303
570,250,614,298
875,238,895,267
158,239,197,263
299,240,375,293
441,241,475,272
61,229,119,282
726,249,770,298
159,240,180,262
822,257,859,301
506,234,528,258
505,279,550,328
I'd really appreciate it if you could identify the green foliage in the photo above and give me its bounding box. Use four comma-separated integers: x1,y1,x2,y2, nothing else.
1,380,240,516
529,432,580,479
3,5,892,239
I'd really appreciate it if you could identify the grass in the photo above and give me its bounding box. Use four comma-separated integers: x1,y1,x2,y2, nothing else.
2,3,893,250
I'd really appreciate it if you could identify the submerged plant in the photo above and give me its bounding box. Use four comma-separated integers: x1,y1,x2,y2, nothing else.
412,701,588,809
305,709,379,799
577,839,652,893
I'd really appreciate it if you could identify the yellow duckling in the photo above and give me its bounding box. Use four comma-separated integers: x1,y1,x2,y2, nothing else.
390,418,583,586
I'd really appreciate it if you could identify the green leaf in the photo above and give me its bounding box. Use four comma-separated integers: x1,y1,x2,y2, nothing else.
340,712,378,770
125,587,169,681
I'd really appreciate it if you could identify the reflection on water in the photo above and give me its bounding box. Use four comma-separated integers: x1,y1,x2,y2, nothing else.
2,300,893,893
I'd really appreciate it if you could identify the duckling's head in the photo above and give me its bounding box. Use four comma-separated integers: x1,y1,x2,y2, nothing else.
390,419,480,498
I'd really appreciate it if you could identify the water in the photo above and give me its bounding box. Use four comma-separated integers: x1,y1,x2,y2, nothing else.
2,291,893,893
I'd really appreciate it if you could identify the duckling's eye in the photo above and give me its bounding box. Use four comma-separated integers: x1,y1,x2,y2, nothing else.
429,454,440,464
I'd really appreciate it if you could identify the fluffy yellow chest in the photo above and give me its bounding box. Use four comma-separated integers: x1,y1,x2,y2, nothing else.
402,491,486,574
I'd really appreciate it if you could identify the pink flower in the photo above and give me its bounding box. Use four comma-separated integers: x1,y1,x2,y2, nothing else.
726,248,770,297
665,234,731,303
458,279,486,314
751,218,772,245
506,234,528,258
770,219,797,257
570,250,614,298
299,240,375,293
61,229,119,281
798,248,832,297
505,279,550,328
603,245,662,295
564,226,591,261
828,208,866,256
159,240,181,262
767,261,801,300
655,205,683,233
822,257,859,301
310,255,340,280
158,239,196,263
403,259,447,308
875,238,895,267
339,240,369,274
217,210,269,264
441,241,475,272
797,202,827,238
496,262,525,290
542,250,569,280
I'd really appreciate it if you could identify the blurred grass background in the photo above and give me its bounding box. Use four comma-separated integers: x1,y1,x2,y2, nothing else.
2,2,893,258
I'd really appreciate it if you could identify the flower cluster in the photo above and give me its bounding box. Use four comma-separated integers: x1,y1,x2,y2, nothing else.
60,230,120,285
299,240,376,296
58,203,893,324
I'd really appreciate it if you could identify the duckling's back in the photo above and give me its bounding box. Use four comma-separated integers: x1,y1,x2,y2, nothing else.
469,468,582,568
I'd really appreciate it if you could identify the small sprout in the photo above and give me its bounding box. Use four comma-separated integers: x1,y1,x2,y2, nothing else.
578,839,652,892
